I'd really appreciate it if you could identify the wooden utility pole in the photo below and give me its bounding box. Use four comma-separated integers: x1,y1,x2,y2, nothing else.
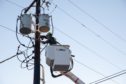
33,0,41,84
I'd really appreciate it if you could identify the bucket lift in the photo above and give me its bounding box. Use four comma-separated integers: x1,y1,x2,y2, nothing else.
45,45,72,71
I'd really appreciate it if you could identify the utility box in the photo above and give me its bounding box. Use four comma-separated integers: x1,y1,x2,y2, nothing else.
45,45,71,71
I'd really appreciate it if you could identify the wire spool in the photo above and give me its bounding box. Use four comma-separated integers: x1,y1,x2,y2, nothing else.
20,14,32,35
39,14,50,32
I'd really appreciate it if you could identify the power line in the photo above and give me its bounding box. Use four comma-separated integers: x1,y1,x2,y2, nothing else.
0,24,120,84
67,0,126,43
55,5,126,57
1,1,125,84
5,0,23,8
89,70,126,84
55,27,121,70
6,0,126,58
0,52,23,64
1,0,123,70
0,24,34,38
0,24,16,33
55,28,122,84
74,59,120,84
74,59,106,77
6,0,126,57
0,24,115,75
5,0,126,59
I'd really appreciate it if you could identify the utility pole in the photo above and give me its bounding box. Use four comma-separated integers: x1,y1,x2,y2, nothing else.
34,0,41,84
21,0,49,84
17,0,79,84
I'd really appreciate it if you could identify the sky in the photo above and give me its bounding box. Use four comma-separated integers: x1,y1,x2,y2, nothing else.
0,0,126,84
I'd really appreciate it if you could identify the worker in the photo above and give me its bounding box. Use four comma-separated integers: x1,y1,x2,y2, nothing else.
41,32,58,45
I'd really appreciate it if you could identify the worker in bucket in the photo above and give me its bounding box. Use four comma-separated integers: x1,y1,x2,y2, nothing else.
41,32,58,45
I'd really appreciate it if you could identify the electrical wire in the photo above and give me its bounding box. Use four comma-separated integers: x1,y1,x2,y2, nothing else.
16,18,34,48
19,52,34,70
0,18,35,70
40,44,48,53
0,24,34,70
74,59,105,77
67,0,126,43
0,21,35,44
47,28,124,84
0,24,16,33
16,18,26,47
5,0,126,57
55,4,126,57
89,70,126,84
49,4,57,14
0,24,33,39
5,0,24,8
16,44,34,70
7,0,126,59
16,45,27,62
0,52,23,64
5,1,126,58
3,0,123,70
74,59,120,84
67,0,126,56
19,51,34,70
55,27,121,70
50,66,63,78
2,0,125,82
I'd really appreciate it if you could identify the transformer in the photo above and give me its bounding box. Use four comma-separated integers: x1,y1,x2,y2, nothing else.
20,14,32,35
45,45,71,71
39,14,50,32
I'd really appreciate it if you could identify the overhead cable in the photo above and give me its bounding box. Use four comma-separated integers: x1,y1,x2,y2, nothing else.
74,59,105,77
89,70,126,84
0,2,122,71
67,0,126,43
0,52,23,64
5,0,23,8
6,0,126,57
55,4,126,57
0,24,16,33
7,0,126,55
55,27,121,70
74,59,119,84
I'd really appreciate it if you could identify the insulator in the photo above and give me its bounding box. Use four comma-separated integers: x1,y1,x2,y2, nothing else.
20,14,32,35
39,14,50,32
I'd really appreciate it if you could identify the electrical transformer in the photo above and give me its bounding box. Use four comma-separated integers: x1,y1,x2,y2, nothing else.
20,14,32,35
45,45,71,71
39,14,50,32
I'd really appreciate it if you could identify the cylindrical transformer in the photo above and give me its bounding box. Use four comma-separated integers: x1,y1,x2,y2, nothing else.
20,14,32,35
39,14,50,32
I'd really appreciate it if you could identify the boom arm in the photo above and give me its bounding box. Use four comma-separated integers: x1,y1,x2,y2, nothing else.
61,72,85,84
